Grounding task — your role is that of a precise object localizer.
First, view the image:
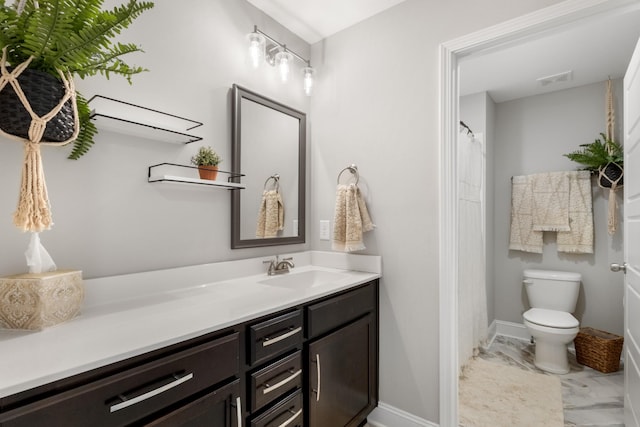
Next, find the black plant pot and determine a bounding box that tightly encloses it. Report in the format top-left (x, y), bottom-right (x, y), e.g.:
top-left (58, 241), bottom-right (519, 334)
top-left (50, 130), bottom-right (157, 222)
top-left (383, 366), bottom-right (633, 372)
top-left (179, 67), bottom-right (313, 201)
top-left (0, 67), bottom-right (75, 142)
top-left (598, 162), bottom-right (623, 188)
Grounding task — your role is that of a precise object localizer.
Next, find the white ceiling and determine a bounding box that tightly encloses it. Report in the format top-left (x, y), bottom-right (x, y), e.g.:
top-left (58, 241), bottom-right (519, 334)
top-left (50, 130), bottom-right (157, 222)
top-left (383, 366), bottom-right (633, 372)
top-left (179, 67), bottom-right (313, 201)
top-left (247, 1), bottom-right (640, 103)
top-left (460, 6), bottom-right (640, 102)
top-left (246, 0), bottom-right (409, 44)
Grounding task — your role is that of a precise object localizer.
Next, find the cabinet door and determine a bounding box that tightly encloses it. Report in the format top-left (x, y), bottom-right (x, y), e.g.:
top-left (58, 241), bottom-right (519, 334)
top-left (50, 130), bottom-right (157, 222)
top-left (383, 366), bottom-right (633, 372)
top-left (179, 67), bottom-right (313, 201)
top-left (308, 314), bottom-right (377, 427)
top-left (145, 379), bottom-right (241, 427)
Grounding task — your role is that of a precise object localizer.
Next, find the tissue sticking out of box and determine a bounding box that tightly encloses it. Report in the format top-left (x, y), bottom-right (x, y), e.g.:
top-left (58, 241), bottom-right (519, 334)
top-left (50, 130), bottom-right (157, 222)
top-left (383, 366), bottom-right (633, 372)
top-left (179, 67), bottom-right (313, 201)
top-left (25, 232), bottom-right (56, 274)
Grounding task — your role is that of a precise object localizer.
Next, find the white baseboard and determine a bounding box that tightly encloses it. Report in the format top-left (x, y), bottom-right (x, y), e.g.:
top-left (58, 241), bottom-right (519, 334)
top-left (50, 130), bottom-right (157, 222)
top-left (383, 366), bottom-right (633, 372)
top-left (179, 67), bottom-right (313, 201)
top-left (492, 319), bottom-right (531, 342)
top-left (484, 319), bottom-right (498, 348)
top-left (488, 319), bottom-right (581, 352)
top-left (367, 402), bottom-right (438, 427)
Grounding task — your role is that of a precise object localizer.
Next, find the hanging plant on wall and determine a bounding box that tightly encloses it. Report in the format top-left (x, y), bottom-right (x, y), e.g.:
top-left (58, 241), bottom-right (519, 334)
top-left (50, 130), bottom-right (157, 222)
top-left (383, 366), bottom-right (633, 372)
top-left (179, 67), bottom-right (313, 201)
top-left (563, 132), bottom-right (623, 187)
top-left (0, 0), bottom-right (154, 233)
top-left (563, 79), bottom-right (622, 235)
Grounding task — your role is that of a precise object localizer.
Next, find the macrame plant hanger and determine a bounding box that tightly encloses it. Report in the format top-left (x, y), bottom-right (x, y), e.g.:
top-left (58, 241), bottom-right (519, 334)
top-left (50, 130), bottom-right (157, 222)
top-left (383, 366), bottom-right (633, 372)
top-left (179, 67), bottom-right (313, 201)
top-left (0, 45), bottom-right (79, 232)
top-left (602, 78), bottom-right (621, 235)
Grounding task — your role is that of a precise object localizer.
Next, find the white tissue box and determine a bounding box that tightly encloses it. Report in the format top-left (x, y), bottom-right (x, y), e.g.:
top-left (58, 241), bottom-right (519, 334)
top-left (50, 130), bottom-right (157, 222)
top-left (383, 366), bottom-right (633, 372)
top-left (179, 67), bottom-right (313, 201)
top-left (0, 270), bottom-right (84, 331)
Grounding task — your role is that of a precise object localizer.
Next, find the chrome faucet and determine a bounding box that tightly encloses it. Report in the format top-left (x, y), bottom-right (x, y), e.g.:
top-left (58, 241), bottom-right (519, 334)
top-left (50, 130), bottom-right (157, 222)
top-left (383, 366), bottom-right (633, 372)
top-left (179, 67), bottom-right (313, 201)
top-left (263, 255), bottom-right (295, 276)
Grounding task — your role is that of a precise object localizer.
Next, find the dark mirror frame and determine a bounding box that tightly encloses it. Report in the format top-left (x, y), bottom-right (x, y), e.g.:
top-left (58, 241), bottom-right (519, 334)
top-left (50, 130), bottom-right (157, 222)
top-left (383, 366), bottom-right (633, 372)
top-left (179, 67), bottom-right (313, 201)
top-left (231, 84), bottom-right (306, 249)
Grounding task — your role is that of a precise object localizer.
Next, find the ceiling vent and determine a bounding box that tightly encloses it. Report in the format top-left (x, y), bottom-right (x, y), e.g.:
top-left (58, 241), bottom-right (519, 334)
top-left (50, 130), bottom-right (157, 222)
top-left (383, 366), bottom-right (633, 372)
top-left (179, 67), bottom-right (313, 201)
top-left (536, 70), bottom-right (573, 86)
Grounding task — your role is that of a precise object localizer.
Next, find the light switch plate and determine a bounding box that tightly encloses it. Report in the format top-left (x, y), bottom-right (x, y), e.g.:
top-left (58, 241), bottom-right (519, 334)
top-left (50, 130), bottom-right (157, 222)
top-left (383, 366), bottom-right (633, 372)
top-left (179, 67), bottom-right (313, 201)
top-left (319, 220), bottom-right (330, 240)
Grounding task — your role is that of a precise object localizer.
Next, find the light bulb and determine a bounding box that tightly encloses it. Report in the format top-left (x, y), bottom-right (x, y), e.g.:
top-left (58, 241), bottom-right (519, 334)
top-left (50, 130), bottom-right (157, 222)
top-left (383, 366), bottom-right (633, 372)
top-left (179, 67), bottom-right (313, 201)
top-left (246, 32), bottom-right (265, 69)
top-left (303, 67), bottom-right (315, 96)
top-left (275, 50), bottom-right (293, 82)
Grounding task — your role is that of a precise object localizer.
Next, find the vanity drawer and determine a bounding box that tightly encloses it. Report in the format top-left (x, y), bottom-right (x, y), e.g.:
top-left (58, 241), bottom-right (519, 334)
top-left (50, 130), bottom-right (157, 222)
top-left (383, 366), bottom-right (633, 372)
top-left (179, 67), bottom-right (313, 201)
top-left (249, 351), bottom-right (302, 412)
top-left (0, 332), bottom-right (239, 427)
top-left (306, 282), bottom-right (376, 339)
top-left (145, 378), bottom-right (240, 426)
top-left (249, 310), bottom-right (302, 365)
top-left (250, 390), bottom-right (303, 427)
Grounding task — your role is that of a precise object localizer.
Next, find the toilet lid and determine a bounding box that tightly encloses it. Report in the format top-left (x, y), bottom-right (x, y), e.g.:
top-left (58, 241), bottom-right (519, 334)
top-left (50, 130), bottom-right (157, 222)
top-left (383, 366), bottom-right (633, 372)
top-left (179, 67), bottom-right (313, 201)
top-left (523, 308), bottom-right (579, 329)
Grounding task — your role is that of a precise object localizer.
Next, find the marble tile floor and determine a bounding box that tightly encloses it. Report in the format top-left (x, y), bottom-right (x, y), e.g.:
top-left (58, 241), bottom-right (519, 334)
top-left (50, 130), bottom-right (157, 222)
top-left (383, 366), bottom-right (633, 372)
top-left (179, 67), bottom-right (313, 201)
top-left (365, 335), bottom-right (622, 427)
top-left (479, 335), bottom-right (624, 427)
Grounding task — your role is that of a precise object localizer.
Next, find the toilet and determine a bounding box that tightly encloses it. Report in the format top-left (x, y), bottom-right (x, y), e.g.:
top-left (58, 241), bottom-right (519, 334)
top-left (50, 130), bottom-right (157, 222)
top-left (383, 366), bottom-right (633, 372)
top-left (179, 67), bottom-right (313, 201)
top-left (522, 269), bottom-right (581, 374)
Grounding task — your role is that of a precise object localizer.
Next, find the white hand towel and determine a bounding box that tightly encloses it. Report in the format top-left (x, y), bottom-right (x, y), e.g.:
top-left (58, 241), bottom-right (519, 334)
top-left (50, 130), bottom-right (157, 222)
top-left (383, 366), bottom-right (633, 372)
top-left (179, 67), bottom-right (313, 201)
top-left (509, 175), bottom-right (543, 253)
top-left (332, 184), bottom-right (374, 252)
top-left (256, 190), bottom-right (284, 238)
top-left (531, 172), bottom-right (571, 232)
top-left (557, 171), bottom-right (593, 253)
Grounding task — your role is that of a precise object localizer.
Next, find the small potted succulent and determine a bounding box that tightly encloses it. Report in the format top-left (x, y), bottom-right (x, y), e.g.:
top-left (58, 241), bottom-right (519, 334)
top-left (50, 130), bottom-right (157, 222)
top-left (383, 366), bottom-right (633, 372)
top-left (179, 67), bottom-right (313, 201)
top-left (564, 133), bottom-right (623, 188)
top-left (191, 146), bottom-right (222, 180)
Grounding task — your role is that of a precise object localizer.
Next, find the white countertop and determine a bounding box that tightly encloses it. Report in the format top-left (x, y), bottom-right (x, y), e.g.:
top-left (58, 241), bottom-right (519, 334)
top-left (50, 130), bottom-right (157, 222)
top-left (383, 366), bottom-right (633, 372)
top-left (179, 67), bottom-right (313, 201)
top-left (0, 251), bottom-right (381, 399)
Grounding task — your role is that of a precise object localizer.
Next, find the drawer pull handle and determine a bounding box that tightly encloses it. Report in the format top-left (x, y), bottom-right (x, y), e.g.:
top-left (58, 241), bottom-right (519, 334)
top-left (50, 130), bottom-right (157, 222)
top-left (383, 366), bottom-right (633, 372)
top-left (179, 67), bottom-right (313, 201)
top-left (262, 326), bottom-right (302, 347)
top-left (236, 396), bottom-right (243, 427)
top-left (312, 354), bottom-right (321, 402)
top-left (262, 369), bottom-right (302, 395)
top-left (110, 372), bottom-right (194, 413)
top-left (277, 408), bottom-right (302, 427)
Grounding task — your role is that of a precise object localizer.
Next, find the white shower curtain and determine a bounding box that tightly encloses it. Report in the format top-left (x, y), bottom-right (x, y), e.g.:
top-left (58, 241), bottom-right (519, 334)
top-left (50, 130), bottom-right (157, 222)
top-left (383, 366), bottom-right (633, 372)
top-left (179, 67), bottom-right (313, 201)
top-left (458, 130), bottom-right (488, 371)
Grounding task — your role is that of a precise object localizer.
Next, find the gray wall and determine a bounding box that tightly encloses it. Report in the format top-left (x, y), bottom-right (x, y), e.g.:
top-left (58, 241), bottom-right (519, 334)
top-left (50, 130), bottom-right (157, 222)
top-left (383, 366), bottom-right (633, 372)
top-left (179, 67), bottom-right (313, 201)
top-left (0, 0), bottom-right (311, 279)
top-left (0, 0), bottom-right (567, 425)
top-left (308, 0), bottom-right (558, 421)
top-left (493, 80), bottom-right (625, 336)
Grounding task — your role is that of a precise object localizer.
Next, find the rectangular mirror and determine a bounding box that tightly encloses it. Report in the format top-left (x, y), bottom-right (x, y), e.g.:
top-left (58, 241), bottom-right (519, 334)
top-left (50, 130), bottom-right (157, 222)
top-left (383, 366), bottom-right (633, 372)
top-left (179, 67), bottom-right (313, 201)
top-left (231, 84), bottom-right (306, 248)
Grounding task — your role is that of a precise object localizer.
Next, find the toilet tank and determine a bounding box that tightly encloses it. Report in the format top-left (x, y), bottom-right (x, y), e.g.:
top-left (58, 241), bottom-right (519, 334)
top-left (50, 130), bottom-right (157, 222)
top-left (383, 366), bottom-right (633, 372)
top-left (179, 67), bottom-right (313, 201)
top-left (523, 269), bottom-right (581, 312)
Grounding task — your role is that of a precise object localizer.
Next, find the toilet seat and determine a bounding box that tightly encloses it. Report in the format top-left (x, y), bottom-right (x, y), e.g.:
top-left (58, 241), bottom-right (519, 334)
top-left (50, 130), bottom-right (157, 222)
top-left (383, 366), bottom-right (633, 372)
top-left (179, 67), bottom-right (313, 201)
top-left (523, 308), bottom-right (578, 329)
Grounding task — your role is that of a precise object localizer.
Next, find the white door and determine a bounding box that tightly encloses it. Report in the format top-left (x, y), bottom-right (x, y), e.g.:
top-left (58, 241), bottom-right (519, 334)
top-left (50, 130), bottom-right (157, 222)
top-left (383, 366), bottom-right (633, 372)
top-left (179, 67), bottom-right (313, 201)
top-left (623, 36), bottom-right (640, 427)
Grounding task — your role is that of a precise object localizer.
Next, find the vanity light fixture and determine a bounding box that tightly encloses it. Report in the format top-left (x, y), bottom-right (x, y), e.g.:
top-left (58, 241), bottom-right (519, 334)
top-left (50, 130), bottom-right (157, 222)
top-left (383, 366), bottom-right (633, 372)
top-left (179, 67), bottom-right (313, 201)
top-left (246, 25), bottom-right (316, 95)
top-left (302, 66), bottom-right (315, 96)
top-left (246, 30), bottom-right (266, 69)
top-left (275, 49), bottom-right (293, 82)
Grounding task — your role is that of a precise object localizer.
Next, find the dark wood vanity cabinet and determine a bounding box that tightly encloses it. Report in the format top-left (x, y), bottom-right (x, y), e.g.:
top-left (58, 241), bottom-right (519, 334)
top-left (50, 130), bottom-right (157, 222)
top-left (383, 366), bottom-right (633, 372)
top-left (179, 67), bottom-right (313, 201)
top-left (0, 332), bottom-right (242, 427)
top-left (245, 308), bottom-right (304, 426)
top-left (0, 279), bottom-right (378, 427)
top-left (306, 283), bottom-right (378, 427)
top-left (146, 379), bottom-right (241, 427)
top-left (244, 281), bottom-right (378, 427)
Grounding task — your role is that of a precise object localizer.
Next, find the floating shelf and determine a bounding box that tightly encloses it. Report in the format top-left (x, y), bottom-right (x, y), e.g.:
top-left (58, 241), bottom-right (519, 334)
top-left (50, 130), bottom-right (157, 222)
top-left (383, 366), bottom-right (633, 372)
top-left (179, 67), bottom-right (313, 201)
top-left (88, 95), bottom-right (203, 144)
top-left (148, 163), bottom-right (245, 190)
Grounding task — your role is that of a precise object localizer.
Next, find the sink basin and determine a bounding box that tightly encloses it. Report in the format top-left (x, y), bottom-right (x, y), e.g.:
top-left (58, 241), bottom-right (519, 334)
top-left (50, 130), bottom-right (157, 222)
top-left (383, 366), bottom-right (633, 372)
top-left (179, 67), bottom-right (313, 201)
top-left (259, 270), bottom-right (349, 289)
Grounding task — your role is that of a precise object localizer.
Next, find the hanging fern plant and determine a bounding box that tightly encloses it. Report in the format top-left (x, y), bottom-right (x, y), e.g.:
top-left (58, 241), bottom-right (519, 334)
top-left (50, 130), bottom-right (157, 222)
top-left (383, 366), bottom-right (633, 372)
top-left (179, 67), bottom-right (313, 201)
top-left (564, 133), bottom-right (623, 170)
top-left (564, 133), bottom-right (623, 188)
top-left (0, 0), bottom-right (154, 159)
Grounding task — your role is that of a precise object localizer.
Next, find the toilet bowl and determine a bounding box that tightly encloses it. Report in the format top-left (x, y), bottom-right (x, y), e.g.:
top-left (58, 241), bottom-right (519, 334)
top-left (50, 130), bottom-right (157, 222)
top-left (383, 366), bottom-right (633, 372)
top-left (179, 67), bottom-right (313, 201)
top-left (522, 269), bottom-right (581, 374)
top-left (523, 308), bottom-right (579, 374)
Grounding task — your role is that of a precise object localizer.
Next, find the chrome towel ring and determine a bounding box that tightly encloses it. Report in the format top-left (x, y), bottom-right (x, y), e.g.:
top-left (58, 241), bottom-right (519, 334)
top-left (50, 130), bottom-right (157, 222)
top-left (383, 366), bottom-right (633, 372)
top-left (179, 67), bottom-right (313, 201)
top-left (263, 174), bottom-right (280, 191)
top-left (337, 164), bottom-right (359, 185)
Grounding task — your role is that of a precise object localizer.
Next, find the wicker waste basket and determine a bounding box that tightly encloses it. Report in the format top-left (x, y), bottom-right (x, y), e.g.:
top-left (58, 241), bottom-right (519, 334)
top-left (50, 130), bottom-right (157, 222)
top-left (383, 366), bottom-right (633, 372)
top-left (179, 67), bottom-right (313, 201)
top-left (574, 327), bottom-right (623, 373)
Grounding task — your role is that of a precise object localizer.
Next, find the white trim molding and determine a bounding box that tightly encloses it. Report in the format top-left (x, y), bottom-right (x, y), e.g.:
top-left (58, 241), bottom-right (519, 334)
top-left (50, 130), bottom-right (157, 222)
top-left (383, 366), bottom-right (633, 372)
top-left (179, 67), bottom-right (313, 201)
top-left (494, 320), bottom-right (531, 342)
top-left (368, 402), bottom-right (439, 427)
top-left (438, 37), bottom-right (460, 427)
top-left (438, 0), bottom-right (640, 425)
top-left (485, 320), bottom-right (531, 349)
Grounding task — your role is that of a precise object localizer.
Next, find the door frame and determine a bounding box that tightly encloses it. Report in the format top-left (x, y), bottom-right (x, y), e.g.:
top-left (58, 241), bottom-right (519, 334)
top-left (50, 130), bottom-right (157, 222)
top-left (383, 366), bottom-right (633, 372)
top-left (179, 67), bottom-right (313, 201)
top-left (438, 0), bottom-right (640, 425)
